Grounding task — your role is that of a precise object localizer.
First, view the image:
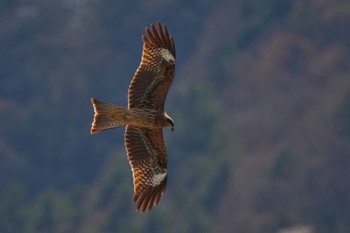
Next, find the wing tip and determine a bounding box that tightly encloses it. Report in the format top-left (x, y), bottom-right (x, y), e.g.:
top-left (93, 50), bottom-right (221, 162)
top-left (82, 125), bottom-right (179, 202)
top-left (133, 179), bottom-right (167, 213)
top-left (142, 21), bottom-right (175, 56)
top-left (142, 34), bottom-right (149, 44)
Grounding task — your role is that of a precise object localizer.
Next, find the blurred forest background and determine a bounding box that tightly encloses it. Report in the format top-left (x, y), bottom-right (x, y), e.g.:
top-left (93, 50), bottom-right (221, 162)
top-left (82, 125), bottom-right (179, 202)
top-left (1, 0), bottom-right (350, 232)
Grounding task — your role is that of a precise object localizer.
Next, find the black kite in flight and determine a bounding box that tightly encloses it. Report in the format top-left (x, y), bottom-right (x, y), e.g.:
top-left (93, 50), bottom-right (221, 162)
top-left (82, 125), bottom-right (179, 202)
top-left (91, 22), bottom-right (175, 212)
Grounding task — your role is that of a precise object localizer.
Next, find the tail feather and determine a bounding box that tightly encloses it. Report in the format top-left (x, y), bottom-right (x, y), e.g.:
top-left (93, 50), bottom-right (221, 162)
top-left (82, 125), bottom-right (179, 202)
top-left (91, 98), bottom-right (128, 134)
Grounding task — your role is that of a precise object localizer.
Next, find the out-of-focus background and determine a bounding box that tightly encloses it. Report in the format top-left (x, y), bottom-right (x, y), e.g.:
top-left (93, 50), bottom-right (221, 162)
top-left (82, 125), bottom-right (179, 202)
top-left (1, 0), bottom-right (350, 232)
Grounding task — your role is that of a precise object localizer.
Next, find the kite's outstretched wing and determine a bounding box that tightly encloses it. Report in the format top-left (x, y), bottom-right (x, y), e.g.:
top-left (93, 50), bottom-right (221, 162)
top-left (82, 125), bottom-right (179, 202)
top-left (125, 126), bottom-right (168, 212)
top-left (128, 22), bottom-right (176, 111)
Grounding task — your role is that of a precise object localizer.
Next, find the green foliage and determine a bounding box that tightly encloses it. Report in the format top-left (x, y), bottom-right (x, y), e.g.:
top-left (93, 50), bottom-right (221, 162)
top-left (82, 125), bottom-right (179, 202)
top-left (24, 189), bottom-right (79, 233)
top-left (0, 184), bottom-right (26, 233)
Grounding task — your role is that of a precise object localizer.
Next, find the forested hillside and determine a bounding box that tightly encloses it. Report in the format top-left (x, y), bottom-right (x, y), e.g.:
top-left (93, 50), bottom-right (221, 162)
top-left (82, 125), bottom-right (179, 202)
top-left (1, 0), bottom-right (349, 232)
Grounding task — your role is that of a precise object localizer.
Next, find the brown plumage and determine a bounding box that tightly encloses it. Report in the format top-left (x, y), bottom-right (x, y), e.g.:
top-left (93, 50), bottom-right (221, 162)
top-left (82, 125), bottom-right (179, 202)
top-left (90, 22), bottom-right (175, 212)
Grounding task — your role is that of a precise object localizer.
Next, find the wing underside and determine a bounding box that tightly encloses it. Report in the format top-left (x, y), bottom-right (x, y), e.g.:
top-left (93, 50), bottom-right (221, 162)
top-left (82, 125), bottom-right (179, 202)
top-left (125, 126), bottom-right (168, 212)
top-left (124, 22), bottom-right (175, 212)
top-left (128, 22), bottom-right (176, 110)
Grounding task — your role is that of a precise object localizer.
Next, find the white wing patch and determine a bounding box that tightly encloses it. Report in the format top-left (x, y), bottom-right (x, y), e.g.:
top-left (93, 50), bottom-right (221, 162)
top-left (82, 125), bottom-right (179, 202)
top-left (151, 169), bottom-right (167, 187)
top-left (160, 48), bottom-right (175, 64)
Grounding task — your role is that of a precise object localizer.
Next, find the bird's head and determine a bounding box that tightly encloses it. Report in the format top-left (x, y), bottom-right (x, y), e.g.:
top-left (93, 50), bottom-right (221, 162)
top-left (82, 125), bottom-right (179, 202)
top-left (164, 113), bottom-right (174, 131)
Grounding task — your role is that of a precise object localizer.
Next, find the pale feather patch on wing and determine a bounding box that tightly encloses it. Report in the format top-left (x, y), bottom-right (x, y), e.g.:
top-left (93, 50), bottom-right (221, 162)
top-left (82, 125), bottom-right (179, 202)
top-left (151, 169), bottom-right (167, 186)
top-left (160, 48), bottom-right (175, 64)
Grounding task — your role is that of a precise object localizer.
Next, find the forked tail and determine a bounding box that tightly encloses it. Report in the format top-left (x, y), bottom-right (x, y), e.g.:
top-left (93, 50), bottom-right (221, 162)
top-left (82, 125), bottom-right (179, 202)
top-left (90, 98), bottom-right (128, 134)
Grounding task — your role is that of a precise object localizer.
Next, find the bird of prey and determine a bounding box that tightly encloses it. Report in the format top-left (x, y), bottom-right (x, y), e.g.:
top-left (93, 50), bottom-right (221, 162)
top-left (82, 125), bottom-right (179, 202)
top-left (90, 22), bottom-right (175, 212)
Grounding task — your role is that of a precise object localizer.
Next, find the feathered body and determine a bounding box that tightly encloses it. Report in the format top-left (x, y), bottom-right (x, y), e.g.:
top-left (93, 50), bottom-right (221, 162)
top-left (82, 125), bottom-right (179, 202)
top-left (91, 22), bottom-right (175, 212)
